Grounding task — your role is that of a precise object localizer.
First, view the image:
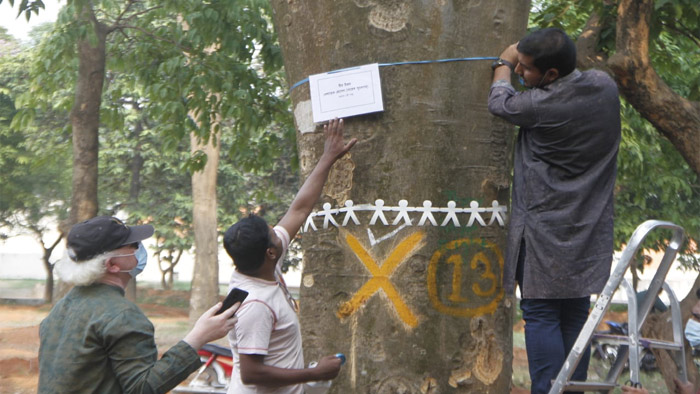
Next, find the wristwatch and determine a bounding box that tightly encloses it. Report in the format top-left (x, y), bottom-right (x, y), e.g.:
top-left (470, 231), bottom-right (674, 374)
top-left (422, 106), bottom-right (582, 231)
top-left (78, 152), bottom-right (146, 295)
top-left (491, 58), bottom-right (514, 72)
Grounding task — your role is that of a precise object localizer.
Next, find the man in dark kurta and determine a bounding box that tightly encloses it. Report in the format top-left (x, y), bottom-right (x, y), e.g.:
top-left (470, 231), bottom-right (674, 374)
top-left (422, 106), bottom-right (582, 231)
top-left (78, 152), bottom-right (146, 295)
top-left (488, 28), bottom-right (620, 394)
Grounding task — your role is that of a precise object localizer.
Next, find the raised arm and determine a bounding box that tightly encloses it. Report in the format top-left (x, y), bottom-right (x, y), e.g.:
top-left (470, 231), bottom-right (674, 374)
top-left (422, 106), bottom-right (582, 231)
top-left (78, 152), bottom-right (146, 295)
top-left (276, 118), bottom-right (357, 237)
top-left (492, 43), bottom-right (519, 84)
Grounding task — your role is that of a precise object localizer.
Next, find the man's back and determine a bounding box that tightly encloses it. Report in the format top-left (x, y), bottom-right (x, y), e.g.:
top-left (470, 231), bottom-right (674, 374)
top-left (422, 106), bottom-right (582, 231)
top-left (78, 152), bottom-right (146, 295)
top-left (489, 68), bottom-right (621, 298)
top-left (518, 69), bottom-right (621, 176)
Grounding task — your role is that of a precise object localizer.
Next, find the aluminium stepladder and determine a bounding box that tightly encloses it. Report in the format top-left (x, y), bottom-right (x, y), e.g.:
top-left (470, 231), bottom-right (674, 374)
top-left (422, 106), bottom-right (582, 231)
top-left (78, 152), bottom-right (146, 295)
top-left (548, 220), bottom-right (687, 393)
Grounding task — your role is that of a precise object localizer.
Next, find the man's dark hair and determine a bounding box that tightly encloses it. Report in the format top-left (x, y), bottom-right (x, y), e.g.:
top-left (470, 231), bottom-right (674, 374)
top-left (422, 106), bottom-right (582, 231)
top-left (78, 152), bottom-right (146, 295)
top-left (517, 28), bottom-right (576, 77)
top-left (224, 214), bottom-right (271, 272)
top-left (696, 287), bottom-right (700, 299)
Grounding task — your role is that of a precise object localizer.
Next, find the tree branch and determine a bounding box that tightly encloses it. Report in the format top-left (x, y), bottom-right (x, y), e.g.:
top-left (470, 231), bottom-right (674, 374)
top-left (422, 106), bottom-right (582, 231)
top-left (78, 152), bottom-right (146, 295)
top-left (115, 24), bottom-right (194, 54)
top-left (608, 0), bottom-right (700, 177)
top-left (660, 20), bottom-right (700, 48)
top-left (575, 12), bottom-right (610, 73)
top-left (107, 3), bottom-right (164, 34)
top-left (113, 0), bottom-right (138, 27)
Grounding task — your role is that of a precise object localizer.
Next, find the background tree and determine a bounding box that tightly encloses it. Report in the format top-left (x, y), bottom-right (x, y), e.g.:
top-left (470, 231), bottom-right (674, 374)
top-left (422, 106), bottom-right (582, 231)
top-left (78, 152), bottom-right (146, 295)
top-left (270, 1), bottom-right (529, 392)
top-left (0, 32), bottom-right (71, 303)
top-left (3, 0), bottom-right (291, 318)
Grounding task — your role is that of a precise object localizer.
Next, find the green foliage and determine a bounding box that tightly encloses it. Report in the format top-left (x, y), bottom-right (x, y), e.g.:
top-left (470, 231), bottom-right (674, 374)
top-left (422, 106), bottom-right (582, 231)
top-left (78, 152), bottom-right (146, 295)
top-left (0, 47), bottom-right (71, 238)
top-left (0, 0), bottom-right (46, 21)
top-left (530, 1), bottom-right (700, 266)
top-left (3, 0), bottom-right (297, 277)
top-left (14, 0), bottom-right (293, 171)
top-left (530, 0), bottom-right (617, 54)
top-left (615, 100), bottom-right (700, 268)
top-left (98, 117), bottom-right (196, 273)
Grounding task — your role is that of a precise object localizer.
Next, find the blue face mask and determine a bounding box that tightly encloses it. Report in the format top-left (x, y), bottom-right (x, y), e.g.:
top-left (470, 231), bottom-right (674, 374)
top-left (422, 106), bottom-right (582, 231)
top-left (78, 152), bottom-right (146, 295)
top-left (115, 242), bottom-right (148, 277)
top-left (519, 76), bottom-right (527, 87)
top-left (685, 319), bottom-right (700, 348)
top-left (130, 242), bottom-right (148, 277)
top-left (520, 71), bottom-right (550, 89)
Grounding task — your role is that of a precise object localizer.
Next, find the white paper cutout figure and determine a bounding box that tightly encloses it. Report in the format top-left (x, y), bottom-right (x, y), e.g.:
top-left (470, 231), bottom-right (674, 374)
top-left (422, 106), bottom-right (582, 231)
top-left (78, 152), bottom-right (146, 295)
top-left (466, 200), bottom-right (487, 227)
top-left (303, 212), bottom-right (318, 232)
top-left (339, 200), bottom-right (361, 226)
top-left (321, 202), bottom-right (340, 229)
top-left (301, 199), bottom-right (507, 232)
top-left (417, 200), bottom-right (438, 226)
top-left (369, 199), bottom-right (389, 226)
top-left (488, 200), bottom-right (507, 226)
top-left (440, 201), bottom-right (461, 227)
top-left (392, 199), bottom-right (413, 226)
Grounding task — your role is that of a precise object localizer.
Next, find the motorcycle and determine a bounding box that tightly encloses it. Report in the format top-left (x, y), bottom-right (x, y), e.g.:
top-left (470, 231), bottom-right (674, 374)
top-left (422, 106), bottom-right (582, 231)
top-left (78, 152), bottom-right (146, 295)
top-left (173, 343), bottom-right (233, 394)
top-left (591, 320), bottom-right (657, 372)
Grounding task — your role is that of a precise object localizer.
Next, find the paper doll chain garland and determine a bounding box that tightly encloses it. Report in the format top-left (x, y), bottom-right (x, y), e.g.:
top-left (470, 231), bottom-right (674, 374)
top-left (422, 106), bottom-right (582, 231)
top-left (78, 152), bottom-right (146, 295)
top-left (302, 199), bottom-right (507, 232)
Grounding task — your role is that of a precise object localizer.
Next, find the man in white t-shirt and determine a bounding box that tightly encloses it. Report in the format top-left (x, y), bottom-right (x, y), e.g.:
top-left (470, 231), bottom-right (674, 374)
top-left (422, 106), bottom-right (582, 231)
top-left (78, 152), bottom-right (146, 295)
top-left (223, 118), bottom-right (356, 394)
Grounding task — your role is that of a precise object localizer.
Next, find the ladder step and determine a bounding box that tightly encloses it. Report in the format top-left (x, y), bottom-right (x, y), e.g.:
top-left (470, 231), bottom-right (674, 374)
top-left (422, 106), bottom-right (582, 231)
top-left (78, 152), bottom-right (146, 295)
top-left (592, 333), bottom-right (630, 345)
top-left (564, 381), bottom-right (617, 391)
top-left (593, 334), bottom-right (683, 351)
top-left (640, 338), bottom-right (683, 351)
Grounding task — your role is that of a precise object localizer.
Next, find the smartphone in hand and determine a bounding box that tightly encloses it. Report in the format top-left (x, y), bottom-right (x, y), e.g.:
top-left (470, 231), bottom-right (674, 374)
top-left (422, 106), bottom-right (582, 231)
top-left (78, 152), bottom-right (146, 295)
top-left (216, 287), bottom-right (248, 315)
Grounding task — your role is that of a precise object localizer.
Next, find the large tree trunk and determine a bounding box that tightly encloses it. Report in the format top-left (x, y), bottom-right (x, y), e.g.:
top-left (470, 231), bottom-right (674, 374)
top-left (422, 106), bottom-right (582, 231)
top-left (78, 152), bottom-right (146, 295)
top-left (188, 131), bottom-right (221, 325)
top-left (270, 1), bottom-right (529, 392)
top-left (69, 9), bottom-right (107, 225)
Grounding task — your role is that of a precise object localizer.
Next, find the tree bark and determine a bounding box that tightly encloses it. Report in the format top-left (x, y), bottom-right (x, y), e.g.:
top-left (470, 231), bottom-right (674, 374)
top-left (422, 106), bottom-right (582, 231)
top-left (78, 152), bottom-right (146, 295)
top-left (128, 118), bottom-right (145, 205)
top-left (608, 0), bottom-right (700, 176)
top-left (56, 7), bottom-right (108, 303)
top-left (270, 1), bottom-right (529, 392)
top-left (575, 12), bottom-right (608, 72)
top-left (40, 233), bottom-right (63, 304)
top-left (69, 8), bottom-right (107, 225)
top-left (159, 249), bottom-right (181, 290)
top-left (188, 130), bottom-right (221, 326)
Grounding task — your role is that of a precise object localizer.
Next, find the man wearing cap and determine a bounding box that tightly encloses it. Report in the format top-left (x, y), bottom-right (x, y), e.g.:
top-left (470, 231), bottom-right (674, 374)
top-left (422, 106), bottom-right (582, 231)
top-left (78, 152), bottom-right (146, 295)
top-left (38, 216), bottom-right (239, 393)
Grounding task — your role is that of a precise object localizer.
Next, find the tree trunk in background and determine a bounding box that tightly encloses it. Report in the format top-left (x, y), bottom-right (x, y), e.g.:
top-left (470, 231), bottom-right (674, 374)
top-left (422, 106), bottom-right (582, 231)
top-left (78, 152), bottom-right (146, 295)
top-left (188, 132), bottom-right (221, 325)
top-left (41, 233), bottom-right (63, 304)
top-left (56, 8), bottom-right (108, 303)
top-left (270, 1), bottom-right (528, 392)
top-left (69, 11), bottom-right (106, 225)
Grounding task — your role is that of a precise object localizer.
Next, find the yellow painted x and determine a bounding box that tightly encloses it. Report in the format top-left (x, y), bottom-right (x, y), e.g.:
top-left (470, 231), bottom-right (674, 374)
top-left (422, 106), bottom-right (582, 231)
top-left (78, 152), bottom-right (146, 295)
top-left (337, 231), bottom-right (426, 328)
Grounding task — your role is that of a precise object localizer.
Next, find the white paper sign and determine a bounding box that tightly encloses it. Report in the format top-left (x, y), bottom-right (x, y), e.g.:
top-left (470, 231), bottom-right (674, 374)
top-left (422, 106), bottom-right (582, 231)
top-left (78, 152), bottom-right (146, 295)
top-left (308, 63), bottom-right (384, 123)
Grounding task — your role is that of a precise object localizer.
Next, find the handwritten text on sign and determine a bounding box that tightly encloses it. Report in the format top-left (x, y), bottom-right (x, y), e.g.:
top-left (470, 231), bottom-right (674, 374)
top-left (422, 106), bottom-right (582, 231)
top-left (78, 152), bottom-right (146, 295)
top-left (308, 63), bottom-right (384, 123)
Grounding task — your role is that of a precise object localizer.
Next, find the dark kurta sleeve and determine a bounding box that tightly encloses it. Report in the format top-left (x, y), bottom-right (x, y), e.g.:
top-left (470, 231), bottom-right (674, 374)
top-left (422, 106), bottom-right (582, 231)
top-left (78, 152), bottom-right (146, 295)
top-left (39, 284), bottom-right (203, 394)
top-left (104, 309), bottom-right (202, 394)
top-left (488, 80), bottom-right (538, 128)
